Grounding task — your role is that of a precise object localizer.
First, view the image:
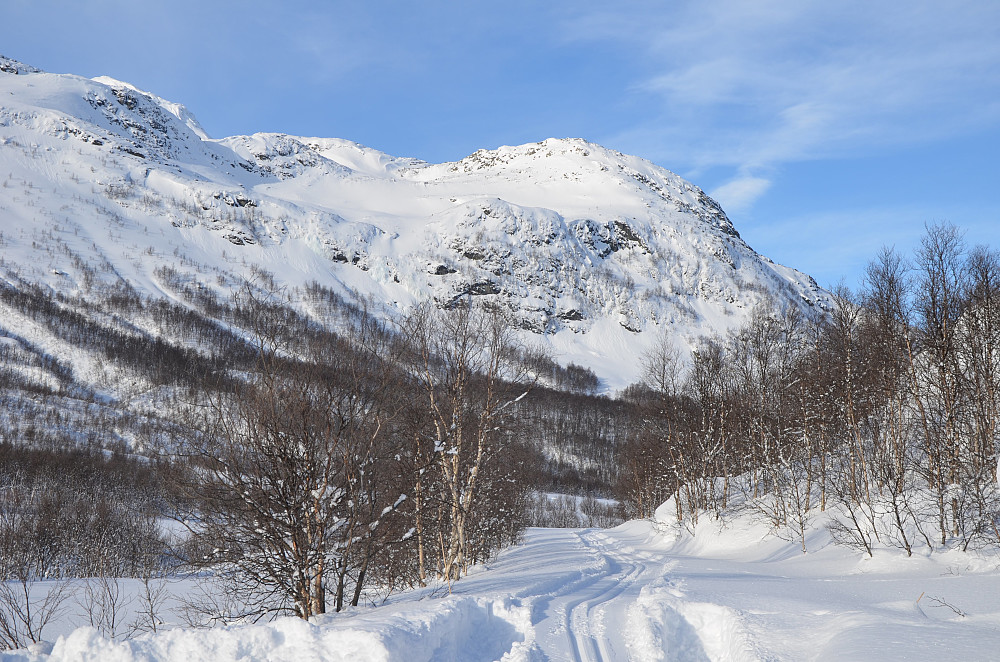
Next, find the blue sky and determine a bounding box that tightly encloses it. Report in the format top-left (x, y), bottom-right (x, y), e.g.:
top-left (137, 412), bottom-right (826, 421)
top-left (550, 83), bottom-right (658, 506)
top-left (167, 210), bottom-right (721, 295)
top-left (4, 0), bottom-right (998, 290)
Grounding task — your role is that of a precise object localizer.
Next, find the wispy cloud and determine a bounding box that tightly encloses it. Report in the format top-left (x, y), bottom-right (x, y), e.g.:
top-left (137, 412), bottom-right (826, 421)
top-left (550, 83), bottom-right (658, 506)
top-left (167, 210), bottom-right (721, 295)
top-left (563, 0), bottom-right (1000, 199)
top-left (710, 175), bottom-right (772, 214)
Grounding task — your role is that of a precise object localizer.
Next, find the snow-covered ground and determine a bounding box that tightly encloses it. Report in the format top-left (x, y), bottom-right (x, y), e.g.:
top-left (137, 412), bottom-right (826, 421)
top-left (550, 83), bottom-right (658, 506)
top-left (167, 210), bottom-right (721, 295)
top-left (6, 506), bottom-right (999, 662)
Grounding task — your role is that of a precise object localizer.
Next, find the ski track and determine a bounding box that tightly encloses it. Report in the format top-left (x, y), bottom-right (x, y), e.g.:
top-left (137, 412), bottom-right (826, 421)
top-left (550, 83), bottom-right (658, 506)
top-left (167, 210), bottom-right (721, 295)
top-left (517, 528), bottom-right (726, 662)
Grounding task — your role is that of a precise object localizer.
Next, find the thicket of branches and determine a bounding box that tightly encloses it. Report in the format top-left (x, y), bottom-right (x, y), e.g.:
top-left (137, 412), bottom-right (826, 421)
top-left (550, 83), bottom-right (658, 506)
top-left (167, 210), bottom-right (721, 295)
top-left (0, 444), bottom-right (167, 580)
top-left (621, 223), bottom-right (1000, 555)
top-left (165, 288), bottom-right (544, 623)
top-left (0, 444), bottom-right (169, 648)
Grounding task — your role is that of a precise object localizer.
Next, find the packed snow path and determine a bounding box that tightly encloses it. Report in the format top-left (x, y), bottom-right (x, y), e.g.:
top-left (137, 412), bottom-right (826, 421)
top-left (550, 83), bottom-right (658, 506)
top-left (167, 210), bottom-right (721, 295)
top-left (530, 529), bottom-right (647, 659)
top-left (510, 527), bottom-right (719, 661)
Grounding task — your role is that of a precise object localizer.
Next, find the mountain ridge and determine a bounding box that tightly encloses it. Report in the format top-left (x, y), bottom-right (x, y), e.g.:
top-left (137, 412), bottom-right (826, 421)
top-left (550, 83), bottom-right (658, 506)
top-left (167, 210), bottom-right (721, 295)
top-left (0, 55), bottom-right (829, 389)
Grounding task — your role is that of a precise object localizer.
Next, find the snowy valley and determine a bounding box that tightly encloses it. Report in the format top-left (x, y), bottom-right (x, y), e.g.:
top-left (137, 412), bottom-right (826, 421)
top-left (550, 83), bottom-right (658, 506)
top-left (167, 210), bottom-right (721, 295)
top-left (1, 55), bottom-right (1000, 662)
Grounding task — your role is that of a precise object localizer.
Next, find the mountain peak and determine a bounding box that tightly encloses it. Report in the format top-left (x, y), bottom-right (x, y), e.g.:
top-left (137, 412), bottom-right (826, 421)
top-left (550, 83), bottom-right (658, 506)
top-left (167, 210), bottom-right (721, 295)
top-left (453, 137), bottom-right (614, 172)
top-left (91, 75), bottom-right (210, 140)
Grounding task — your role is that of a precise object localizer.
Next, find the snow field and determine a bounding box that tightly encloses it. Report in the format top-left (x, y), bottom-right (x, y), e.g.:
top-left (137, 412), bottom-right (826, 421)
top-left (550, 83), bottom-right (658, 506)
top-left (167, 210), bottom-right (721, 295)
top-left (7, 507), bottom-right (1000, 661)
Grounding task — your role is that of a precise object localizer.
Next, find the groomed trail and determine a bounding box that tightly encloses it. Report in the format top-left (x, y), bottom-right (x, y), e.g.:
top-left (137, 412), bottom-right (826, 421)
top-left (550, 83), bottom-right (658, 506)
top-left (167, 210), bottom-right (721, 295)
top-left (500, 526), bottom-right (740, 661)
top-left (12, 515), bottom-right (1000, 662)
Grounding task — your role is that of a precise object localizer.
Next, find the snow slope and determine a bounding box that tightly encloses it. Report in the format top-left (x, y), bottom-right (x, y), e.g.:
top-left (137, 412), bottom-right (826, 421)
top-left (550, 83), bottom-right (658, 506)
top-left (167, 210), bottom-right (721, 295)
top-left (0, 55), bottom-right (828, 389)
top-left (7, 510), bottom-right (999, 662)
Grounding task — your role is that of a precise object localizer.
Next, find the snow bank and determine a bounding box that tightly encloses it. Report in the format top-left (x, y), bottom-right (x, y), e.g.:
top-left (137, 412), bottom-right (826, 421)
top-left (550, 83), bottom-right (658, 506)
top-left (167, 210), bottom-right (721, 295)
top-left (1, 597), bottom-right (530, 662)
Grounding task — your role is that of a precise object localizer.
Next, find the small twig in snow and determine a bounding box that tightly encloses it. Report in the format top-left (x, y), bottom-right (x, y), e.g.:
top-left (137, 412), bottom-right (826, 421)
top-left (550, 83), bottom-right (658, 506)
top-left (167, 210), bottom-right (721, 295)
top-left (924, 594), bottom-right (966, 618)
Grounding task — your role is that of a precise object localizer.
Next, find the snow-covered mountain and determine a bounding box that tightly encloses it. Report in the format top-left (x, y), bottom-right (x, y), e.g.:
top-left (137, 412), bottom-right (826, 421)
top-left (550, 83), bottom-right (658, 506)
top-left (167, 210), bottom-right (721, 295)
top-left (0, 55), bottom-right (828, 388)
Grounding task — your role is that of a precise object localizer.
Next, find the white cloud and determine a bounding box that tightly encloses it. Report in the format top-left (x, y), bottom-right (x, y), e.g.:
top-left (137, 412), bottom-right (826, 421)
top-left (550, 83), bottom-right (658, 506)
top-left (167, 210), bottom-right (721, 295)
top-left (564, 0), bottom-right (1000, 206)
top-left (709, 176), bottom-right (772, 214)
